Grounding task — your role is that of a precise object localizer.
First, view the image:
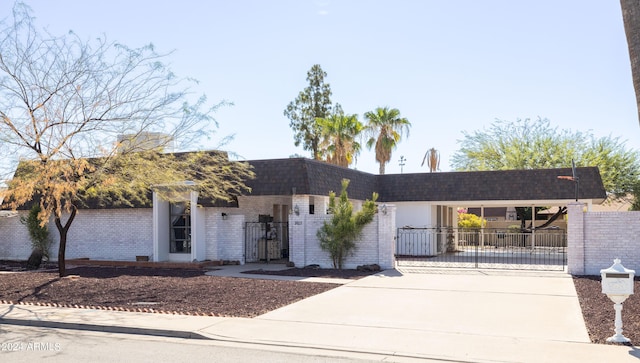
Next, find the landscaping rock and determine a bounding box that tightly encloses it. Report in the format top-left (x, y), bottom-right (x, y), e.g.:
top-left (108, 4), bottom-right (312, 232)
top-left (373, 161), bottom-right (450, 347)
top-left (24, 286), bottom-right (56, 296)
top-left (357, 264), bottom-right (381, 272)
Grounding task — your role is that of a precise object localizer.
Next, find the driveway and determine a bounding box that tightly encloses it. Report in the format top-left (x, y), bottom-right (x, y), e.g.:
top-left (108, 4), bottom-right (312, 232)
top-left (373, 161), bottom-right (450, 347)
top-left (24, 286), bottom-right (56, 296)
top-left (201, 267), bottom-right (637, 362)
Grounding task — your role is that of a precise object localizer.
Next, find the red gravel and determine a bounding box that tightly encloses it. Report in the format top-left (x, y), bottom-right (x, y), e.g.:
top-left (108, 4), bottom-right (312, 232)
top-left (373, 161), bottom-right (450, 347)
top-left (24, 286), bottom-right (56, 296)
top-left (0, 265), bottom-right (345, 317)
top-left (1, 261), bottom-right (639, 346)
top-left (573, 276), bottom-right (640, 345)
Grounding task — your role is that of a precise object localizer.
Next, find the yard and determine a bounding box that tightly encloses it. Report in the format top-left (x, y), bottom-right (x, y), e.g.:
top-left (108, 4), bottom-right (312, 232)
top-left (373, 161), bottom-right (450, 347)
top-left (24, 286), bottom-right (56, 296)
top-left (0, 261), bottom-right (638, 345)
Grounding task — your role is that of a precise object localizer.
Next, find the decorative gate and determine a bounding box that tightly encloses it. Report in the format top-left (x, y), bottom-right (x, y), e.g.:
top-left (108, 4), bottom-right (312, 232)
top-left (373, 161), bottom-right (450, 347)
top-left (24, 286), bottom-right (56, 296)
top-left (244, 221), bottom-right (289, 263)
top-left (395, 227), bottom-right (567, 271)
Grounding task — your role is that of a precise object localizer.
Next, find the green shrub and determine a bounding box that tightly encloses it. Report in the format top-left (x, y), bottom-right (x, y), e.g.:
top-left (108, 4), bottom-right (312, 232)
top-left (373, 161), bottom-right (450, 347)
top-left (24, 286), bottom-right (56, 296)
top-left (20, 204), bottom-right (51, 261)
top-left (316, 179), bottom-right (378, 269)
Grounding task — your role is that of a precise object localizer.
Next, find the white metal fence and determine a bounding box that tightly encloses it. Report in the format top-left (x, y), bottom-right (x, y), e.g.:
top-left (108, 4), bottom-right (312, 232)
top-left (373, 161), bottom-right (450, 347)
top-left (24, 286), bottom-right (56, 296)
top-left (396, 227), bottom-right (567, 270)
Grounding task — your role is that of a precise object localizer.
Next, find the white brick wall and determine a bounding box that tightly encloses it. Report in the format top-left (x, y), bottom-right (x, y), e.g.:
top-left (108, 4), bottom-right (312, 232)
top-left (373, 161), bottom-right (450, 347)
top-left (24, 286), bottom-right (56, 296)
top-left (0, 212), bottom-right (33, 260)
top-left (568, 203), bottom-right (640, 275)
top-left (61, 209), bottom-right (153, 261)
top-left (0, 209), bottom-right (153, 261)
top-left (289, 201), bottom-right (396, 270)
top-left (1, 195), bottom-right (397, 269)
top-left (203, 208), bottom-right (245, 262)
top-left (583, 211), bottom-right (640, 274)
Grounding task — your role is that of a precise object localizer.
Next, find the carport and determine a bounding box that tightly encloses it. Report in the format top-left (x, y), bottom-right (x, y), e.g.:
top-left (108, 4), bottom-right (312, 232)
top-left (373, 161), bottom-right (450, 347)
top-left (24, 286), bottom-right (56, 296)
top-left (385, 167), bottom-right (607, 271)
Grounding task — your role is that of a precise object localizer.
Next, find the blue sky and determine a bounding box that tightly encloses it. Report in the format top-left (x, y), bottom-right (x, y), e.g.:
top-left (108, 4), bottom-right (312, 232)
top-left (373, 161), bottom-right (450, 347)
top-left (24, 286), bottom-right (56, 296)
top-left (1, 1), bottom-right (637, 174)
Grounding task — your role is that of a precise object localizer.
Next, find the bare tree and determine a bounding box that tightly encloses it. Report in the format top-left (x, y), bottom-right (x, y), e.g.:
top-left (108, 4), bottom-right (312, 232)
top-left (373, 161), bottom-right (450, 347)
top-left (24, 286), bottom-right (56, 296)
top-left (0, 3), bottom-right (253, 276)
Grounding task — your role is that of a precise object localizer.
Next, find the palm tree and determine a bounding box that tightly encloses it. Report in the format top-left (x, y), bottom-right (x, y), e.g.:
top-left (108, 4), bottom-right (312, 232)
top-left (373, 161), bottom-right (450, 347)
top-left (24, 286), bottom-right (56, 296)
top-left (620, 0), bottom-right (640, 125)
top-left (317, 113), bottom-right (363, 168)
top-left (363, 107), bottom-right (411, 174)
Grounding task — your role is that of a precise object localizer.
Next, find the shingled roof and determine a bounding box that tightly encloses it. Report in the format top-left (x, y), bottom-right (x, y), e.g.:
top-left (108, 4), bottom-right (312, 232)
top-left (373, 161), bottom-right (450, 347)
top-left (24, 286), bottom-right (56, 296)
top-left (376, 167), bottom-right (606, 204)
top-left (3, 156), bottom-right (608, 210)
top-left (245, 158), bottom-right (377, 200)
top-left (246, 158), bottom-right (607, 205)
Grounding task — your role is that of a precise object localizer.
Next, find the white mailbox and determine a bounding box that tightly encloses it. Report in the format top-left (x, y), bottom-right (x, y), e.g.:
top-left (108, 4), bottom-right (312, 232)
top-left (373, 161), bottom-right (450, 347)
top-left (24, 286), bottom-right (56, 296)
top-left (600, 258), bottom-right (635, 343)
top-left (601, 259), bottom-right (635, 298)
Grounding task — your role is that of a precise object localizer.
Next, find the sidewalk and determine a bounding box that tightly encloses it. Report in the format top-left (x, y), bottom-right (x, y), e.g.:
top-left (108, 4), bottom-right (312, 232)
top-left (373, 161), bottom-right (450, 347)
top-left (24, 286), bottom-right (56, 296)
top-left (1, 266), bottom-right (639, 362)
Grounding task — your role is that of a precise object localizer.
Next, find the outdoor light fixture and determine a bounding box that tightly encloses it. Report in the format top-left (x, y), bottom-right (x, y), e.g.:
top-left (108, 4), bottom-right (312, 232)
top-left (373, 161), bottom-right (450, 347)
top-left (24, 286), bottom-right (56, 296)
top-left (221, 212), bottom-right (228, 220)
top-left (380, 204), bottom-right (387, 215)
top-left (294, 205), bottom-right (300, 216)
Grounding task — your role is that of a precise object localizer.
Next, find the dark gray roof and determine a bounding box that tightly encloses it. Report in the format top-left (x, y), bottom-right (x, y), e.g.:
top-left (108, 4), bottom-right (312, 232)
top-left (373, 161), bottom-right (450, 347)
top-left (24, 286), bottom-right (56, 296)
top-left (247, 158), bottom-right (607, 204)
top-left (375, 167), bottom-right (606, 203)
top-left (4, 156), bottom-right (608, 210)
top-left (245, 158), bottom-right (377, 201)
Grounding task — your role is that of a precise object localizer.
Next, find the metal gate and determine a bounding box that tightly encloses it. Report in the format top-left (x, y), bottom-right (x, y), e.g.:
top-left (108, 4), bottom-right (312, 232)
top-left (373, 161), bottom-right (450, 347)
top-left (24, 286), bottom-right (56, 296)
top-left (395, 227), bottom-right (567, 271)
top-left (244, 222), bottom-right (289, 263)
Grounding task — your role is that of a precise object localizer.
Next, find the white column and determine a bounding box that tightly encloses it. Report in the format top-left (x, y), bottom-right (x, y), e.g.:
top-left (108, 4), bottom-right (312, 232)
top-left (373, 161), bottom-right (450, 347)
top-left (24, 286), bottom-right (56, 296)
top-left (153, 192), bottom-right (159, 261)
top-left (377, 204), bottom-right (396, 269)
top-left (289, 195), bottom-right (307, 267)
top-left (567, 202), bottom-right (585, 275)
top-left (152, 192), bottom-right (170, 262)
top-left (190, 191), bottom-right (206, 262)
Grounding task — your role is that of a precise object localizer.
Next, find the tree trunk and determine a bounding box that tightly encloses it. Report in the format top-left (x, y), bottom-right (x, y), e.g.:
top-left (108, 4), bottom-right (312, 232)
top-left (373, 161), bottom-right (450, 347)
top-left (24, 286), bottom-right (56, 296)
top-left (379, 162), bottom-right (386, 175)
top-left (312, 138), bottom-right (321, 160)
top-left (516, 207), bottom-right (527, 230)
top-left (529, 207), bottom-right (567, 229)
top-left (54, 206), bottom-right (77, 277)
top-left (621, 0), bottom-right (640, 124)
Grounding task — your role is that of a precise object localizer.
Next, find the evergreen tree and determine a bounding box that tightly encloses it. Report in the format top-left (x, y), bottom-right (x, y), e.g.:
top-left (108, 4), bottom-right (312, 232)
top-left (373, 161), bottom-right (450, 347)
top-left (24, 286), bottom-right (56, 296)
top-left (317, 179), bottom-right (378, 269)
top-left (284, 64), bottom-right (334, 160)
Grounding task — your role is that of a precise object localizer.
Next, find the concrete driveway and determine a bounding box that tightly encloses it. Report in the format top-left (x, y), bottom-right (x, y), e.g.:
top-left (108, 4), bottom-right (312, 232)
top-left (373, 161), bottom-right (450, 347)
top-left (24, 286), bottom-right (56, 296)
top-left (209, 267), bottom-right (636, 362)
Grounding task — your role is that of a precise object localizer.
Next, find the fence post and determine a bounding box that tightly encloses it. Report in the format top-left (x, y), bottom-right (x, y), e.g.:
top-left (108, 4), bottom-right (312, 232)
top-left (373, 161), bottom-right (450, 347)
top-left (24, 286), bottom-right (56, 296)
top-left (567, 202), bottom-right (585, 275)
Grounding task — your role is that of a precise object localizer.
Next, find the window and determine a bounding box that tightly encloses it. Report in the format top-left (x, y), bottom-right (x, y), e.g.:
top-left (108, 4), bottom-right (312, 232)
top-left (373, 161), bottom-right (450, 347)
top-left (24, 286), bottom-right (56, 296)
top-left (170, 202), bottom-right (191, 253)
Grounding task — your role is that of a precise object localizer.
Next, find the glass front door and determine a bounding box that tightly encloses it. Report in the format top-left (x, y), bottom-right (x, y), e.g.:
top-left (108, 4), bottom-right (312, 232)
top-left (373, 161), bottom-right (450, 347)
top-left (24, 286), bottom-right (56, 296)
top-left (170, 202), bottom-right (191, 253)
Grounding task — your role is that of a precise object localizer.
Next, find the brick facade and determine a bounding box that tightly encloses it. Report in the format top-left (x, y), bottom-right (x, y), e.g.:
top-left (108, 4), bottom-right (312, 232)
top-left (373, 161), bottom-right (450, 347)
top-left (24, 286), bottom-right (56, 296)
top-left (568, 203), bottom-right (640, 275)
top-left (288, 196), bottom-right (396, 269)
top-left (0, 192), bottom-right (393, 269)
top-left (0, 209), bottom-right (153, 261)
top-left (0, 211), bottom-right (32, 260)
top-left (204, 209), bottom-right (245, 262)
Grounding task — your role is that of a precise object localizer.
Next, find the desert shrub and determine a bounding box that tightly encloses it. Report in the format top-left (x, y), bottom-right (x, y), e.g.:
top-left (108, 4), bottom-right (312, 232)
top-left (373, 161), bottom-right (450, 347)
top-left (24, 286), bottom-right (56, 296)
top-left (20, 204), bottom-right (51, 262)
top-left (316, 179), bottom-right (377, 269)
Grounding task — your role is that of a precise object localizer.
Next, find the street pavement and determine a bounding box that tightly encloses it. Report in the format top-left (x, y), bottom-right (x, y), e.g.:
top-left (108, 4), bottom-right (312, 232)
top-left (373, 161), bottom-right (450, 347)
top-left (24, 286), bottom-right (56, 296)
top-left (1, 265), bottom-right (639, 362)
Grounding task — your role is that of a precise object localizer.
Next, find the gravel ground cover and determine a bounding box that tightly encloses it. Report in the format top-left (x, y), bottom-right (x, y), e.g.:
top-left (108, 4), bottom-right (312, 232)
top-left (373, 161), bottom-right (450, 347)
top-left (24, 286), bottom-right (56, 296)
top-left (573, 275), bottom-right (640, 345)
top-left (1, 260), bottom-right (638, 345)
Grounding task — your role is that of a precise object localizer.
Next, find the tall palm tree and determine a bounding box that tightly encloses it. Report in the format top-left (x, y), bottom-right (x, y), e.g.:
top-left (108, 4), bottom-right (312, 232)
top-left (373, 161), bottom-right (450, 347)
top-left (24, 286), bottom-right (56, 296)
top-left (364, 107), bottom-right (411, 174)
top-left (620, 0), bottom-right (640, 125)
top-left (317, 113), bottom-right (363, 168)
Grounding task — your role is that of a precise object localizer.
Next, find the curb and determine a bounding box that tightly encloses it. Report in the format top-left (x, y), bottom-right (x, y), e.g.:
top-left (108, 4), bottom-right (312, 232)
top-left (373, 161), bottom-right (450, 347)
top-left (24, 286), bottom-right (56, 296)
top-left (0, 318), bottom-right (211, 340)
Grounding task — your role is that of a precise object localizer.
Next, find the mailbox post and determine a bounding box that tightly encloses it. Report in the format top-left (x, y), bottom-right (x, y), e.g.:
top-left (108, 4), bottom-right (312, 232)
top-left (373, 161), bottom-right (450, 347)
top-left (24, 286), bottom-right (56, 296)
top-left (600, 259), bottom-right (635, 343)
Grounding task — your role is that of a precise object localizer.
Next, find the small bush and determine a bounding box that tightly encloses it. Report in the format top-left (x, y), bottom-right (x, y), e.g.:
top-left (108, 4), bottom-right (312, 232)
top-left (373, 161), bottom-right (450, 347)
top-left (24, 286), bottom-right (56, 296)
top-left (317, 179), bottom-right (377, 269)
top-left (457, 213), bottom-right (486, 229)
top-left (20, 204), bottom-right (51, 262)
